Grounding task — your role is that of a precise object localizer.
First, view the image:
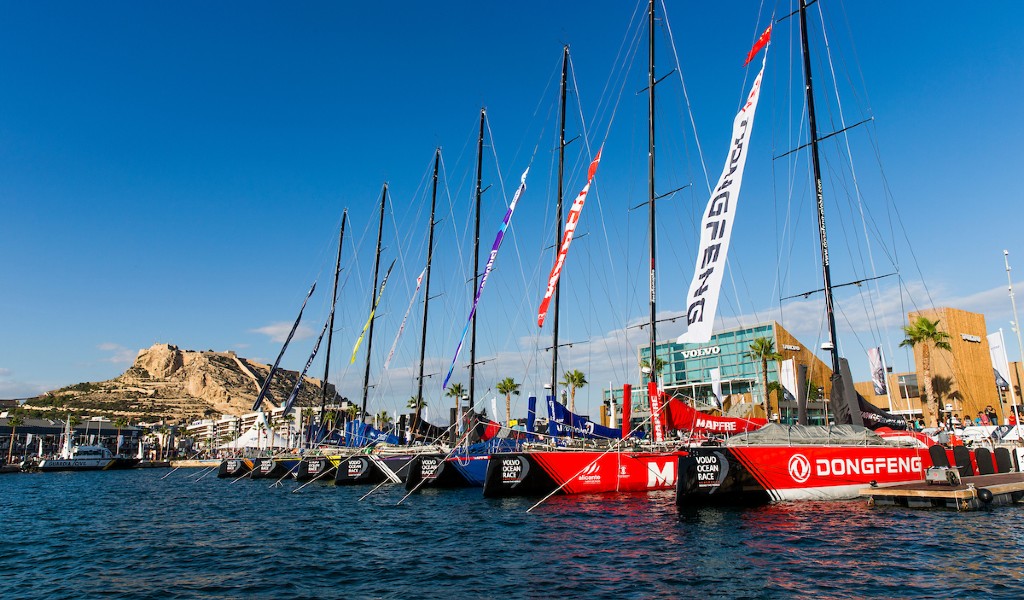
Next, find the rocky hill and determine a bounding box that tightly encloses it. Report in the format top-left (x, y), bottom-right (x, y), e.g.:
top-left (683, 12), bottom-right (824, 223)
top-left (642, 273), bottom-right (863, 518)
top-left (20, 343), bottom-right (339, 423)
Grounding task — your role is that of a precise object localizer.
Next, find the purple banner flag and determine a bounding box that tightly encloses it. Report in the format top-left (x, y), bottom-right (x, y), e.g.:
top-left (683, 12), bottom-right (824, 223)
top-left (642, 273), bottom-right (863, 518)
top-left (442, 168), bottom-right (529, 390)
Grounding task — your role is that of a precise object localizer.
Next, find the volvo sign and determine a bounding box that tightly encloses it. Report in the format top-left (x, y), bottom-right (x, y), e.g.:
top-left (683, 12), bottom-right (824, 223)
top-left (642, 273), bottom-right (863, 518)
top-left (681, 346), bottom-right (721, 359)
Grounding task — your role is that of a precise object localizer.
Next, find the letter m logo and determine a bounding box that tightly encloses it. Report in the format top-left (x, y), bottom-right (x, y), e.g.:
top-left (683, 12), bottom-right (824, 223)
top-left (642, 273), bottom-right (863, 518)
top-left (647, 461), bottom-right (675, 487)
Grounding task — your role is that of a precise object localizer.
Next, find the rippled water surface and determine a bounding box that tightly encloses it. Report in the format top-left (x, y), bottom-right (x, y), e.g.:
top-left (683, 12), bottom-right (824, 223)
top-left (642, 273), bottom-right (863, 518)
top-left (2, 469), bottom-right (1024, 598)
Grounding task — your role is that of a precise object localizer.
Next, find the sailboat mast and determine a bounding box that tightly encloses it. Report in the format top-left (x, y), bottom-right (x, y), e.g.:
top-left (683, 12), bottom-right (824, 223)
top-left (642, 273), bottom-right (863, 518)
top-left (320, 210), bottom-right (347, 422)
top-left (362, 184), bottom-right (387, 419)
top-left (798, 0), bottom-right (841, 374)
top-left (646, 0), bottom-right (658, 384)
top-left (470, 108), bottom-right (485, 407)
top-left (552, 45), bottom-right (569, 401)
top-left (417, 149), bottom-right (440, 407)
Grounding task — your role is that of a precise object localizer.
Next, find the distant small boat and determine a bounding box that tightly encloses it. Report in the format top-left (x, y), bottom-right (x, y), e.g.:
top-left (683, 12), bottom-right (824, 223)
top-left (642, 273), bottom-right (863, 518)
top-left (35, 445), bottom-right (119, 471)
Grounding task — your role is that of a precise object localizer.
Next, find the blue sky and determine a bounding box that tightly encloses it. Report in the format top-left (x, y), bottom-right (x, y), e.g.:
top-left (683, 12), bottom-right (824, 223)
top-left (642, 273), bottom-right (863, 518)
top-left (2, 1), bottom-right (1022, 420)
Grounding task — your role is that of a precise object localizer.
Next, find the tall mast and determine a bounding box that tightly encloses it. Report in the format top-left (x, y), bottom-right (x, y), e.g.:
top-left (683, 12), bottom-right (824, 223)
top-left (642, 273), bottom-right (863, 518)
top-left (320, 210), bottom-right (347, 422)
top-left (799, 0), bottom-right (841, 375)
top-left (417, 150), bottom-right (441, 408)
top-left (470, 108), bottom-right (485, 407)
top-left (552, 45), bottom-right (569, 401)
top-left (646, 0), bottom-right (658, 384)
top-left (1006, 250), bottom-right (1024, 403)
top-left (361, 183), bottom-right (387, 419)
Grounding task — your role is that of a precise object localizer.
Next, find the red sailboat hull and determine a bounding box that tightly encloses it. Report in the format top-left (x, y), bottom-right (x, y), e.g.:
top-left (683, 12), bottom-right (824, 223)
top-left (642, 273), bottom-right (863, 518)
top-left (676, 445), bottom-right (937, 505)
top-left (482, 449), bottom-right (688, 497)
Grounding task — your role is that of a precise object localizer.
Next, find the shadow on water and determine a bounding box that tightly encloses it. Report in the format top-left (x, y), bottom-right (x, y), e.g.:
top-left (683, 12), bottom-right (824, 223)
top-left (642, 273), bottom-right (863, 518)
top-left (3, 471), bottom-right (1024, 598)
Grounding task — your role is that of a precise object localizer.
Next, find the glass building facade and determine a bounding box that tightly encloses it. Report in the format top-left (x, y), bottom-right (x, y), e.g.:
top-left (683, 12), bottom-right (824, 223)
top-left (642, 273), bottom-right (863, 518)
top-left (640, 322), bottom-right (777, 405)
top-left (603, 321), bottom-right (833, 424)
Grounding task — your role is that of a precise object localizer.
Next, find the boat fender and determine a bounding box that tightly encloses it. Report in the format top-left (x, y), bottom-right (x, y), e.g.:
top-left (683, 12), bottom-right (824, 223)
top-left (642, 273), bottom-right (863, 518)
top-left (978, 488), bottom-right (994, 504)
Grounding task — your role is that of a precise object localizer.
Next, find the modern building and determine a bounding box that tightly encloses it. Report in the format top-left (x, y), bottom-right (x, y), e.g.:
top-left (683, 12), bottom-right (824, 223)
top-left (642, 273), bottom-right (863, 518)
top-left (858, 307), bottom-right (1014, 426)
top-left (855, 372), bottom-right (923, 421)
top-left (604, 321), bottom-right (834, 425)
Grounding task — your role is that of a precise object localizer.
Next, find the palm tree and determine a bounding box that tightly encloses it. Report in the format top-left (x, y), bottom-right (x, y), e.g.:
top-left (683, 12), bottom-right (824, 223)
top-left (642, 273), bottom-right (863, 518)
top-left (156, 425), bottom-right (170, 460)
top-left (406, 396), bottom-right (426, 440)
top-left (496, 377), bottom-right (521, 424)
top-left (900, 316), bottom-right (952, 427)
top-left (280, 413), bottom-right (295, 447)
top-left (113, 417), bottom-right (129, 454)
top-left (325, 409), bottom-right (338, 429)
top-left (639, 357), bottom-right (666, 378)
top-left (6, 413), bottom-right (24, 463)
top-left (68, 414), bottom-right (81, 446)
top-left (255, 421), bottom-right (267, 451)
top-left (748, 337), bottom-right (783, 420)
top-left (345, 404), bottom-right (360, 423)
top-left (560, 369), bottom-right (588, 415)
top-left (301, 407), bottom-right (315, 446)
top-left (446, 382), bottom-right (466, 422)
top-left (766, 382), bottom-right (784, 421)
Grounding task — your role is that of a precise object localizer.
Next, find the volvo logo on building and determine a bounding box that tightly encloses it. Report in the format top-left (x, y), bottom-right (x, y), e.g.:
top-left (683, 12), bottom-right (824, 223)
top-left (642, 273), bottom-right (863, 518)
top-left (681, 346), bottom-right (721, 359)
top-left (788, 453), bottom-right (811, 483)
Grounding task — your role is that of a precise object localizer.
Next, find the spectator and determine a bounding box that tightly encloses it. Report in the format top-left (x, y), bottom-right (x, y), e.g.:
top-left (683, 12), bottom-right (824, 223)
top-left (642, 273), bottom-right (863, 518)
top-left (978, 411), bottom-right (990, 426)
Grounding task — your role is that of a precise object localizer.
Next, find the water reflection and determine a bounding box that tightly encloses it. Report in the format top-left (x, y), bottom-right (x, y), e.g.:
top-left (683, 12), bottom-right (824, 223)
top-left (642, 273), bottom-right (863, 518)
top-left (3, 471), bottom-right (1024, 598)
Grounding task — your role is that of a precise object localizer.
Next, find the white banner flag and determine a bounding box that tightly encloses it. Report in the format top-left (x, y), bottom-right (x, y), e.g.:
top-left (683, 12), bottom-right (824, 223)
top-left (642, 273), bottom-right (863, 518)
top-left (989, 330), bottom-right (1014, 395)
top-left (677, 60), bottom-right (766, 344)
top-left (710, 368), bottom-right (723, 408)
top-left (779, 359), bottom-right (797, 403)
top-left (867, 347), bottom-right (887, 395)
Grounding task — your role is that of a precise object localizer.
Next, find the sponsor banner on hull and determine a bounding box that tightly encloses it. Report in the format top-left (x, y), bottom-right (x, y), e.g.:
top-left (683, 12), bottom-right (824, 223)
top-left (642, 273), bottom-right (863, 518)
top-left (531, 451), bottom-right (682, 494)
top-left (733, 446), bottom-right (928, 494)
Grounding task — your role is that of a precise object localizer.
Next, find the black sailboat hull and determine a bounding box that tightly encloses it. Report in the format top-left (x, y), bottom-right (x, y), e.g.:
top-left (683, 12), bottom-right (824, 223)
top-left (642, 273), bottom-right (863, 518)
top-left (481, 452), bottom-right (560, 498)
top-left (250, 457), bottom-right (301, 479)
top-left (217, 457), bottom-right (253, 478)
top-left (294, 456), bottom-right (338, 482)
top-left (404, 454), bottom-right (473, 491)
top-left (334, 455), bottom-right (415, 486)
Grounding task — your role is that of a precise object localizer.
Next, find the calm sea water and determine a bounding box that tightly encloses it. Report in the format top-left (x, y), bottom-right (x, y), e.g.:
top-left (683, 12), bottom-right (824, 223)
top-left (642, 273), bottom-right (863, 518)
top-left (2, 468), bottom-right (1023, 599)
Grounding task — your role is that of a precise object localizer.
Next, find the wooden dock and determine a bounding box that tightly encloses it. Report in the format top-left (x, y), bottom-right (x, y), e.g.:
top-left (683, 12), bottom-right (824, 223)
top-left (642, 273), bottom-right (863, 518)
top-left (861, 473), bottom-right (1024, 511)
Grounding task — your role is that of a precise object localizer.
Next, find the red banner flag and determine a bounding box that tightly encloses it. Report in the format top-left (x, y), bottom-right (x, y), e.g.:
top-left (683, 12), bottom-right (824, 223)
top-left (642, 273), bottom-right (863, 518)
top-left (537, 147), bottom-right (602, 327)
top-left (743, 24), bottom-right (772, 66)
top-left (622, 384), bottom-right (632, 439)
top-left (648, 381), bottom-right (664, 443)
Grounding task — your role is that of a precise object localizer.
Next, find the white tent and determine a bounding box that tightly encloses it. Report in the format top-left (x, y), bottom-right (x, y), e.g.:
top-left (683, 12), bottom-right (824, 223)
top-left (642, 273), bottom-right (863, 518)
top-left (217, 424), bottom-right (291, 449)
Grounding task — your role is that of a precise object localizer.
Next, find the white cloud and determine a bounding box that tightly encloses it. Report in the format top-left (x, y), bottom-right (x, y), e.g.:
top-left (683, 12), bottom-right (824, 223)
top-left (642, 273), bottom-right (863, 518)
top-left (0, 370), bottom-right (50, 399)
top-left (251, 322), bottom-right (314, 344)
top-left (96, 343), bottom-right (136, 365)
